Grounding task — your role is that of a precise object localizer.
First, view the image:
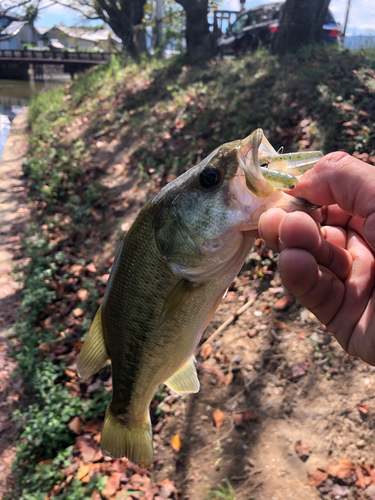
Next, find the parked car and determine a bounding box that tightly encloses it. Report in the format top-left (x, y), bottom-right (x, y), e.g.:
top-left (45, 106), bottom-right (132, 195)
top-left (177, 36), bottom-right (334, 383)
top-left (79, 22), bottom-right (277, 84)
top-left (216, 2), bottom-right (341, 57)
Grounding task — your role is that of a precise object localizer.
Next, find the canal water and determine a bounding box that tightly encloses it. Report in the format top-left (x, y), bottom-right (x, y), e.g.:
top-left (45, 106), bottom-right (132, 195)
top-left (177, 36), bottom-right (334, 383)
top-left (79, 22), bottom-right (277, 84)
top-left (0, 78), bottom-right (69, 162)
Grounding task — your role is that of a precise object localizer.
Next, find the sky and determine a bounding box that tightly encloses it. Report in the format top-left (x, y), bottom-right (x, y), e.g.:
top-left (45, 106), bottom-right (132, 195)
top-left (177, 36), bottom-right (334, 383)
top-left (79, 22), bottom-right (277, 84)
top-left (34, 0), bottom-right (374, 37)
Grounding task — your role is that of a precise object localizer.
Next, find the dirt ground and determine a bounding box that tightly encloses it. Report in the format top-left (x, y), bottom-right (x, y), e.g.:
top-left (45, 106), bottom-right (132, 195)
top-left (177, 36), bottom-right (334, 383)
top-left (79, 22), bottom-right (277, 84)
top-left (83, 134), bottom-right (375, 500)
top-left (0, 109), bottom-right (29, 496)
top-left (3, 109), bottom-right (375, 500)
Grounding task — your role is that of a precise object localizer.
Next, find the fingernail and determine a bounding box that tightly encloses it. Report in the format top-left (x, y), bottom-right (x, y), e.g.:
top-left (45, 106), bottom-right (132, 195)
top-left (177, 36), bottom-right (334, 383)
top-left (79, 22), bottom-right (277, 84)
top-left (320, 226), bottom-right (327, 239)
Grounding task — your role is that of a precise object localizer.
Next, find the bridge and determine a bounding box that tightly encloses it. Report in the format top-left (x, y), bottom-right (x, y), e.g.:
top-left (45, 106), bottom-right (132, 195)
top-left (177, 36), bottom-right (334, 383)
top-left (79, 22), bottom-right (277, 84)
top-left (0, 50), bottom-right (113, 80)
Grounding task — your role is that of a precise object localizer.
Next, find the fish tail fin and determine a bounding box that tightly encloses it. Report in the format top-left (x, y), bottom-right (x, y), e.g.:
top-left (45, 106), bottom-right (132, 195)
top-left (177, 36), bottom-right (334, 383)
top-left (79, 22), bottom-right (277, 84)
top-left (77, 305), bottom-right (109, 381)
top-left (101, 404), bottom-right (153, 467)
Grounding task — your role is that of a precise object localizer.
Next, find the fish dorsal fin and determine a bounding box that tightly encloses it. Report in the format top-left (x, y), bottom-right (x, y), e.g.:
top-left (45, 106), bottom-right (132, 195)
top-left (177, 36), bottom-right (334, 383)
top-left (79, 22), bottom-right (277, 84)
top-left (165, 356), bottom-right (200, 395)
top-left (77, 304), bottom-right (109, 381)
top-left (158, 279), bottom-right (201, 328)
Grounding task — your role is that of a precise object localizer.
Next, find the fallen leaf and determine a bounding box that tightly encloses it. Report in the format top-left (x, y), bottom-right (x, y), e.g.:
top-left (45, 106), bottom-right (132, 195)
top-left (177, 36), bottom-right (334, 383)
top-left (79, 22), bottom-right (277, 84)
top-left (157, 478), bottom-right (178, 499)
top-left (77, 289), bottom-right (89, 302)
top-left (73, 308), bottom-right (84, 318)
top-left (68, 416), bottom-right (82, 435)
top-left (213, 409), bottom-right (226, 428)
top-left (75, 436), bottom-right (97, 463)
top-left (213, 367), bottom-right (226, 385)
top-left (273, 319), bottom-right (288, 330)
top-left (308, 469), bottom-right (328, 486)
top-left (358, 404), bottom-right (369, 415)
top-left (101, 472), bottom-right (123, 499)
top-left (294, 440), bottom-right (312, 462)
top-left (171, 434), bottom-right (181, 451)
top-left (81, 418), bottom-right (104, 433)
top-left (76, 465), bottom-right (90, 481)
top-left (356, 465), bottom-right (370, 489)
top-left (200, 343), bottom-right (212, 360)
top-left (61, 462), bottom-right (80, 477)
top-left (232, 409), bottom-right (257, 427)
top-left (86, 263), bottom-right (97, 273)
top-left (225, 372), bottom-right (234, 386)
top-left (327, 459), bottom-right (355, 479)
top-left (274, 295), bottom-right (294, 311)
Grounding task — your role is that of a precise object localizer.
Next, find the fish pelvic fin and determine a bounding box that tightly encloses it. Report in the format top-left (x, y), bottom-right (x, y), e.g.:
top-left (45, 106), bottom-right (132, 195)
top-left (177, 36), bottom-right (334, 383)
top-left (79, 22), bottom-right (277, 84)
top-left (77, 304), bottom-right (109, 381)
top-left (101, 405), bottom-right (153, 467)
top-left (165, 356), bottom-right (200, 395)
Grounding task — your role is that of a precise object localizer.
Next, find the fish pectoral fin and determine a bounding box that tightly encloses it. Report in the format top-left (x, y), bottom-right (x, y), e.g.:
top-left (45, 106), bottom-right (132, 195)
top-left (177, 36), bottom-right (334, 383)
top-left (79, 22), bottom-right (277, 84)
top-left (165, 356), bottom-right (200, 395)
top-left (158, 279), bottom-right (202, 328)
top-left (77, 304), bottom-right (109, 381)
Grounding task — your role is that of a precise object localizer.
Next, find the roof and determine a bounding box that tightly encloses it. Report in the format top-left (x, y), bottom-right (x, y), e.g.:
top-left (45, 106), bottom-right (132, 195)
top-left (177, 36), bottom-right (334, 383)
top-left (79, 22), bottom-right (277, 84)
top-left (0, 20), bottom-right (28, 37)
top-left (35, 26), bottom-right (50, 35)
top-left (53, 25), bottom-right (121, 44)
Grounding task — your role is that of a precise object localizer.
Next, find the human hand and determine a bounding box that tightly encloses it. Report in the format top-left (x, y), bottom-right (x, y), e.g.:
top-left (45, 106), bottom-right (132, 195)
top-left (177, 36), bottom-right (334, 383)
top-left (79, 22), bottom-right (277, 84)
top-left (259, 152), bottom-right (375, 365)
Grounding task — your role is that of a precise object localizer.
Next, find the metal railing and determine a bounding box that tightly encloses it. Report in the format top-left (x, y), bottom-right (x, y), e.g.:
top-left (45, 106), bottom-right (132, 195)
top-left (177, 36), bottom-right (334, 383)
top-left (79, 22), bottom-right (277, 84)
top-left (0, 50), bottom-right (112, 63)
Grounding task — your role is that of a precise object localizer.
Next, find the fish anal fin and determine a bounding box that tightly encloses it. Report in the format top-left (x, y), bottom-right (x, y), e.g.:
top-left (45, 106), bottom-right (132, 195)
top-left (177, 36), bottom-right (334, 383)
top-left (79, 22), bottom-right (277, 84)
top-left (101, 404), bottom-right (153, 467)
top-left (77, 304), bottom-right (109, 381)
top-left (158, 279), bottom-right (201, 328)
top-left (165, 356), bottom-right (200, 395)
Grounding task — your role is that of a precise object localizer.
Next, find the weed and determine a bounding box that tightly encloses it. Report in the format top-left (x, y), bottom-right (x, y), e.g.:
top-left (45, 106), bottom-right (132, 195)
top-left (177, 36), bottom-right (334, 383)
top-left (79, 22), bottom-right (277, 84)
top-left (204, 478), bottom-right (236, 500)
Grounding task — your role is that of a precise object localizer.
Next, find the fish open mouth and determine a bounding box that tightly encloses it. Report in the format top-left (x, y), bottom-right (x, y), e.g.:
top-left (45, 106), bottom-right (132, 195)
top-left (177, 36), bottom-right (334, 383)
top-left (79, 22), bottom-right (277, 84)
top-left (238, 128), bottom-right (323, 195)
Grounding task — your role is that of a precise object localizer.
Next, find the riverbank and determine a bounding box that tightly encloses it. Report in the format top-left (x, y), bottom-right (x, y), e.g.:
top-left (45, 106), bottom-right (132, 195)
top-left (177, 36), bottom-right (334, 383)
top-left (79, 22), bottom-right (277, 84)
top-left (9, 47), bottom-right (375, 500)
top-left (0, 108), bottom-right (29, 496)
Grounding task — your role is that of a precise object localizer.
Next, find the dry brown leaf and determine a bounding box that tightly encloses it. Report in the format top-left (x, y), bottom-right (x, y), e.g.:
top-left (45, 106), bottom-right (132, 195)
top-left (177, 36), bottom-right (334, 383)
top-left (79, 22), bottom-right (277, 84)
top-left (86, 263), bottom-right (97, 273)
top-left (233, 409), bottom-right (257, 427)
top-left (101, 472), bottom-right (123, 499)
top-left (213, 367), bottom-right (226, 385)
top-left (76, 465), bottom-right (90, 481)
top-left (294, 440), bottom-right (312, 461)
top-left (273, 319), bottom-right (288, 330)
top-left (68, 416), bottom-right (82, 435)
top-left (274, 295), bottom-right (294, 311)
top-left (213, 408), bottom-right (226, 428)
top-left (171, 434), bottom-right (181, 451)
top-left (327, 459), bottom-right (355, 479)
top-left (77, 289), bottom-right (89, 302)
top-left (61, 462), bottom-right (80, 477)
top-left (73, 308), bottom-right (84, 318)
top-left (356, 465), bottom-right (370, 489)
top-left (81, 418), bottom-right (104, 433)
top-left (225, 372), bottom-right (233, 386)
top-left (75, 436), bottom-right (97, 463)
top-left (157, 478), bottom-right (178, 499)
top-left (200, 343), bottom-right (212, 360)
top-left (308, 469), bottom-right (328, 486)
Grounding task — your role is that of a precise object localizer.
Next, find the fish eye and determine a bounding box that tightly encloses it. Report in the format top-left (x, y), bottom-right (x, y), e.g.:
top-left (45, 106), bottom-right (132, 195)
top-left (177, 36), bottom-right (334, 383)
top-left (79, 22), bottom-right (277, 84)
top-left (199, 166), bottom-right (222, 189)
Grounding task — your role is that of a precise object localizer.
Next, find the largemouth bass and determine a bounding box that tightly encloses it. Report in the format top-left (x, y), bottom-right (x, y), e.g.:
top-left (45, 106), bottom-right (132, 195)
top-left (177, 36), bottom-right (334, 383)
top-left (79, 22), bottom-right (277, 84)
top-left (77, 129), bottom-right (322, 467)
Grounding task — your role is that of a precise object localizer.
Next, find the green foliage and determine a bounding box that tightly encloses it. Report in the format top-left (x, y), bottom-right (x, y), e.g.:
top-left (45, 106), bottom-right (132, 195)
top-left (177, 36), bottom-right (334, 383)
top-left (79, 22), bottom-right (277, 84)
top-left (14, 445), bottom-right (107, 500)
top-left (204, 478), bottom-right (236, 500)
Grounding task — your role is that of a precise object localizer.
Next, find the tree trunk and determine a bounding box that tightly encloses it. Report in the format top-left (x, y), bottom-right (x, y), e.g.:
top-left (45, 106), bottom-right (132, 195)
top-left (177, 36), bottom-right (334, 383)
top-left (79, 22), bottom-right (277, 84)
top-left (95, 0), bottom-right (147, 57)
top-left (272, 0), bottom-right (331, 55)
top-left (176, 0), bottom-right (213, 61)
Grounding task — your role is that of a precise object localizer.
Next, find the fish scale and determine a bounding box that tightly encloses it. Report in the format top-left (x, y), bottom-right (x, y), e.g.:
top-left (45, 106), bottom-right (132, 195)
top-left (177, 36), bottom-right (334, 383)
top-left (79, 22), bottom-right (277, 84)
top-left (77, 128), bottom-right (322, 466)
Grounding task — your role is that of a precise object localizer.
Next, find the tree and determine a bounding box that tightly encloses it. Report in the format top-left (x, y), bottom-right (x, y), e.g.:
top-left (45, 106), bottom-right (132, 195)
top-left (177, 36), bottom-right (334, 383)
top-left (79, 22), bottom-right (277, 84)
top-left (56, 0), bottom-right (147, 56)
top-left (272, 0), bottom-right (331, 55)
top-left (175, 0), bottom-right (213, 61)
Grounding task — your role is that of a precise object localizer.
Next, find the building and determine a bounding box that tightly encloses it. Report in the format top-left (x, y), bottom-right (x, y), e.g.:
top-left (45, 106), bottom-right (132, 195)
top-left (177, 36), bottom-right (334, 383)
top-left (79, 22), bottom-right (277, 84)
top-left (0, 13), bottom-right (40, 50)
top-left (44, 25), bottom-right (121, 51)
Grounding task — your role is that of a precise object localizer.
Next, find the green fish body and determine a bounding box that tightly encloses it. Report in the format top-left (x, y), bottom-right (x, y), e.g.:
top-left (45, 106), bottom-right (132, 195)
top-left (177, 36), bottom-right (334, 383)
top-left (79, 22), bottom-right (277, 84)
top-left (77, 129), bottom-right (322, 467)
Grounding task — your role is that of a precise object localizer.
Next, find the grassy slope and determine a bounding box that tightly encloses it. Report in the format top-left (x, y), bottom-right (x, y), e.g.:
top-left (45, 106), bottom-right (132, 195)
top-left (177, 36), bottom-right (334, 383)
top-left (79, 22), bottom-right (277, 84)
top-left (10, 46), bottom-right (375, 499)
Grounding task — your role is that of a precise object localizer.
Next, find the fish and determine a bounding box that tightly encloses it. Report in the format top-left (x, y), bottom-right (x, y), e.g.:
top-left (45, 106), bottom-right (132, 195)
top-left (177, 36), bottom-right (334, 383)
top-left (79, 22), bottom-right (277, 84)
top-left (77, 128), bottom-right (322, 467)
